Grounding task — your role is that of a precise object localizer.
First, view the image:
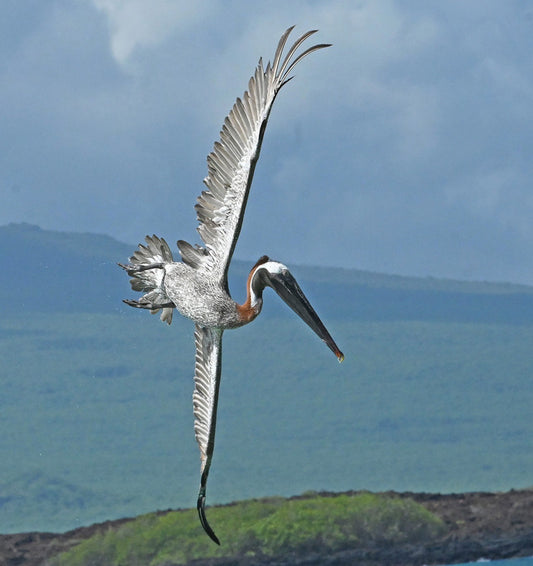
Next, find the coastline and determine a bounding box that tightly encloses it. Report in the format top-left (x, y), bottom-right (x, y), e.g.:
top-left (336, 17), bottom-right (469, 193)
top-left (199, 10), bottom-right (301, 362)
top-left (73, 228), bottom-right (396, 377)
top-left (1, 488), bottom-right (532, 566)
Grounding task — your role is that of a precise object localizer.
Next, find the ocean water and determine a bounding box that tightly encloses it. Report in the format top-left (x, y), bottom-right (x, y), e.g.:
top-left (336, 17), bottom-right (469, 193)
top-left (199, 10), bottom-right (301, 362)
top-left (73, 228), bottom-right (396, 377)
top-left (447, 557), bottom-right (533, 566)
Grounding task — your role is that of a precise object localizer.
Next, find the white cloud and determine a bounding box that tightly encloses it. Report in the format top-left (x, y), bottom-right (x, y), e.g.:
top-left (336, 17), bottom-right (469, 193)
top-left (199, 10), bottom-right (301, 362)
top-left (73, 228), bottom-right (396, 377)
top-left (91, 0), bottom-right (211, 65)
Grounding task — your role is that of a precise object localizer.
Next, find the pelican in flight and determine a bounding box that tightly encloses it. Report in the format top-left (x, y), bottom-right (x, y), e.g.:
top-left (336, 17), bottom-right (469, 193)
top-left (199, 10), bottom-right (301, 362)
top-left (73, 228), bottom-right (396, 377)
top-left (120, 27), bottom-right (343, 544)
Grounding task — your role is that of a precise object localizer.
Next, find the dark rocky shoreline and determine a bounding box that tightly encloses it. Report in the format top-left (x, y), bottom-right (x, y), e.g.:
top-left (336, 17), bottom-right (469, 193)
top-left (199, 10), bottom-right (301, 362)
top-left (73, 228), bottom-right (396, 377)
top-left (1, 489), bottom-right (532, 566)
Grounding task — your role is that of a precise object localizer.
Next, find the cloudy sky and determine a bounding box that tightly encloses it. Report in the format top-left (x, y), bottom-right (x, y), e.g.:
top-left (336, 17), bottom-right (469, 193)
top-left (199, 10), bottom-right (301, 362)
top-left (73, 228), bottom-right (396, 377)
top-left (2, 1), bottom-right (533, 284)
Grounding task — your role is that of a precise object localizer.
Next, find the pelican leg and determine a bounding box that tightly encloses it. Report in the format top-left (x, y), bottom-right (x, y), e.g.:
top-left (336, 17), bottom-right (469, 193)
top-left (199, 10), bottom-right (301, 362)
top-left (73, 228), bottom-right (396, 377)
top-left (118, 262), bottom-right (165, 273)
top-left (123, 299), bottom-right (174, 310)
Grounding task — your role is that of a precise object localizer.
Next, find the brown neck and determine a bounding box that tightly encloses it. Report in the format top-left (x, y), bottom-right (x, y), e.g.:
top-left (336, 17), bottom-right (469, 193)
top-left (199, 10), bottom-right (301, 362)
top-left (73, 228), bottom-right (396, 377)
top-left (236, 264), bottom-right (263, 323)
top-left (236, 297), bottom-right (261, 324)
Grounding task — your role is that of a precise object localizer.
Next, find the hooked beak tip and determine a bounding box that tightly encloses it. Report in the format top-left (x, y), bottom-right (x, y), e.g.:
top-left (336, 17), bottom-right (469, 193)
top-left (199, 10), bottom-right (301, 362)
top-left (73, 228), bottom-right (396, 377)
top-left (264, 267), bottom-right (344, 363)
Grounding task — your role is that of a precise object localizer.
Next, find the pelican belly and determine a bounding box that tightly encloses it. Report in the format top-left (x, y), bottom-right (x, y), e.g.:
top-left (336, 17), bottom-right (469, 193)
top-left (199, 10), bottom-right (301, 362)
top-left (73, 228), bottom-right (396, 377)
top-left (163, 263), bottom-right (242, 329)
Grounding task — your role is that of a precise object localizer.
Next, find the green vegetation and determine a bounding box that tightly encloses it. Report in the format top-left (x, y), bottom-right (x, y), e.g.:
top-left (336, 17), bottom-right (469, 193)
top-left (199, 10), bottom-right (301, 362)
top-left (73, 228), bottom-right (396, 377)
top-left (50, 493), bottom-right (447, 565)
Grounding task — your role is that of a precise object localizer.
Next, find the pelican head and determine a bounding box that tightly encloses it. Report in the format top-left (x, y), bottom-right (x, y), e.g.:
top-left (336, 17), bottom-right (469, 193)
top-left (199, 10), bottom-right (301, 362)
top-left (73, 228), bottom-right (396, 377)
top-left (249, 256), bottom-right (344, 361)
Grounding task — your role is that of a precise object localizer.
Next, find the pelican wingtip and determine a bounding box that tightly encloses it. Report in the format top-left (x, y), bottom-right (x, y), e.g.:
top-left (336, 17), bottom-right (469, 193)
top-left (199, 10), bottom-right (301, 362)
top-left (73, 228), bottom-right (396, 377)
top-left (197, 491), bottom-right (221, 545)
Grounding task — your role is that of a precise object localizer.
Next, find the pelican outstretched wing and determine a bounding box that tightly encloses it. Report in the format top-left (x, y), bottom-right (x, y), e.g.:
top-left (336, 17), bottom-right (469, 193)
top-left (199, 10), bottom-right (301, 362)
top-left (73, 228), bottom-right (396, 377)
top-left (193, 324), bottom-right (223, 544)
top-left (178, 27), bottom-right (330, 284)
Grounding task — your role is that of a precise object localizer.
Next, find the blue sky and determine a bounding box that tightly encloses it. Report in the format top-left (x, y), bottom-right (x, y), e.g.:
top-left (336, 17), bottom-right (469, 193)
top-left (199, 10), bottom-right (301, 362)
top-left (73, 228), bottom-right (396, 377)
top-left (2, 1), bottom-right (533, 284)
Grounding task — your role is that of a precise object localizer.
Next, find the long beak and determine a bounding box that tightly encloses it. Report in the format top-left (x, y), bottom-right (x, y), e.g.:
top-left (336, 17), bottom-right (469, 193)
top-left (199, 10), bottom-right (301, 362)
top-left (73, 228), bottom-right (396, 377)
top-left (266, 270), bottom-right (344, 362)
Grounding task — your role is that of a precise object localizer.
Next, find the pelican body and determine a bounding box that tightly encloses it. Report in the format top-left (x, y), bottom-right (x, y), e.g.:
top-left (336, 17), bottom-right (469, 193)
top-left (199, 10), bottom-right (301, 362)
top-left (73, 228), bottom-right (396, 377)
top-left (121, 27), bottom-right (343, 545)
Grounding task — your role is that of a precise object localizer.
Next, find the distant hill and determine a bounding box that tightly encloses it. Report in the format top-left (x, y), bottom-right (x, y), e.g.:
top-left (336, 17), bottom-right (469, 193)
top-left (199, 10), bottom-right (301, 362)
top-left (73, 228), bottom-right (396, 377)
top-left (2, 222), bottom-right (533, 323)
top-left (1, 223), bottom-right (132, 314)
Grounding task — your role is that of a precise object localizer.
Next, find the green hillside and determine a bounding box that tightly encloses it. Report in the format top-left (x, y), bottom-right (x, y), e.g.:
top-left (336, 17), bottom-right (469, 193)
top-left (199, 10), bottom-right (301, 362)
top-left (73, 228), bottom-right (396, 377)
top-left (49, 492), bottom-right (446, 566)
top-left (1, 223), bottom-right (532, 533)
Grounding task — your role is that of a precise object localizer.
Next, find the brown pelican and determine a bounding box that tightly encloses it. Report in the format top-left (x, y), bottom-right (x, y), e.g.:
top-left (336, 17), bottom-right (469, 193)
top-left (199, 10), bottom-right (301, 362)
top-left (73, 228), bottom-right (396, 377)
top-left (120, 27), bottom-right (343, 544)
